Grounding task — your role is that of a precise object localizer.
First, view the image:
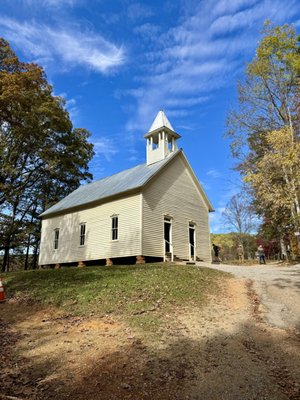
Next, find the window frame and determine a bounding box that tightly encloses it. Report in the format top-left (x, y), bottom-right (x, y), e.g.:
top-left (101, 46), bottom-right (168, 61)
top-left (54, 228), bottom-right (59, 250)
top-left (111, 215), bottom-right (118, 241)
top-left (79, 223), bottom-right (86, 246)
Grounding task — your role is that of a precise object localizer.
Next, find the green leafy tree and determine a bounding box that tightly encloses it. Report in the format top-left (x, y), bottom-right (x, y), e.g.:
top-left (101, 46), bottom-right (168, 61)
top-left (227, 21), bottom-right (300, 165)
top-left (227, 22), bottom-right (300, 249)
top-left (245, 127), bottom-right (300, 229)
top-left (211, 232), bottom-right (257, 261)
top-left (0, 38), bottom-right (94, 271)
top-left (245, 126), bottom-right (300, 257)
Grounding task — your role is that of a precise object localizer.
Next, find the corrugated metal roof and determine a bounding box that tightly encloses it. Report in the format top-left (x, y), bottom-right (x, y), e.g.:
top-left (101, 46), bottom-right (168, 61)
top-left (40, 150), bottom-right (181, 217)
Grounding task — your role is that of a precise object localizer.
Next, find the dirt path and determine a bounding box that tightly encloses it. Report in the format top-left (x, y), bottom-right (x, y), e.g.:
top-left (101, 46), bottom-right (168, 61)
top-left (201, 262), bottom-right (300, 332)
top-left (1, 274), bottom-right (300, 399)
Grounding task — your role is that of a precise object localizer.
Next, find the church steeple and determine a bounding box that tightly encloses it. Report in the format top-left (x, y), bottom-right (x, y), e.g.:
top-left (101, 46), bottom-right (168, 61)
top-left (144, 111), bottom-right (181, 165)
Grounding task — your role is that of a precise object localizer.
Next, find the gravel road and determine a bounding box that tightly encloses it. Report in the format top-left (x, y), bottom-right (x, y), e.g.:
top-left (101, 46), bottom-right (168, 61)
top-left (199, 261), bottom-right (300, 331)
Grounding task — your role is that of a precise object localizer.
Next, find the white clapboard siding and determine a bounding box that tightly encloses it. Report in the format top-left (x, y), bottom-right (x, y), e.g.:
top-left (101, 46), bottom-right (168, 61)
top-left (39, 193), bottom-right (141, 265)
top-left (142, 154), bottom-right (211, 261)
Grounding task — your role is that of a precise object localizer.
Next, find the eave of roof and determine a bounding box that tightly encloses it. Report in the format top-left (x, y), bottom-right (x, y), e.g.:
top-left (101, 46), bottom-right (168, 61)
top-left (144, 126), bottom-right (181, 139)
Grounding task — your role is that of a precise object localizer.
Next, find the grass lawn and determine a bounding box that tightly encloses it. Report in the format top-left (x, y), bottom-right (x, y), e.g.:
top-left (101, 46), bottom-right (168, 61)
top-left (3, 263), bottom-right (228, 334)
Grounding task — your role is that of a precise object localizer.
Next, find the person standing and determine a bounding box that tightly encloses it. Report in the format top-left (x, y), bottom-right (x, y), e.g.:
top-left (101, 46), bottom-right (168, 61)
top-left (212, 243), bottom-right (220, 263)
top-left (257, 245), bottom-right (266, 264)
top-left (237, 244), bottom-right (244, 263)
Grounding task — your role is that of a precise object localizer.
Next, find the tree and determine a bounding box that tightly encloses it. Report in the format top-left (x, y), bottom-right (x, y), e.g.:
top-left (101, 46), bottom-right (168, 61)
top-left (244, 126), bottom-right (300, 257)
top-left (211, 232), bottom-right (257, 261)
top-left (245, 127), bottom-right (300, 228)
top-left (227, 22), bottom-right (300, 167)
top-left (226, 21), bottom-right (300, 248)
top-left (222, 193), bottom-right (257, 244)
top-left (0, 38), bottom-right (94, 271)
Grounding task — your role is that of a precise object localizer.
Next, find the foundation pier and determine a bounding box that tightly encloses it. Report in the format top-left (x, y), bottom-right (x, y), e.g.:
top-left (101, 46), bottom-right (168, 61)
top-left (77, 261), bottom-right (86, 268)
top-left (106, 258), bottom-right (113, 266)
top-left (136, 255), bottom-right (145, 264)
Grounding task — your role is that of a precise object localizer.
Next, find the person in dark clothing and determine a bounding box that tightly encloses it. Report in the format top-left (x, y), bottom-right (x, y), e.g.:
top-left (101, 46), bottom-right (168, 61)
top-left (212, 243), bottom-right (220, 262)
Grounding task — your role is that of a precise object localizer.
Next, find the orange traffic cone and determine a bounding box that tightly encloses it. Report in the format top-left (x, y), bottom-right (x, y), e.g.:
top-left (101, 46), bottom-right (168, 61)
top-left (0, 278), bottom-right (5, 302)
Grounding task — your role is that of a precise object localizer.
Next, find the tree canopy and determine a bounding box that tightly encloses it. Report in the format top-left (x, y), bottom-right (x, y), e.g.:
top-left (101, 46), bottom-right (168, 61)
top-left (0, 38), bottom-right (94, 271)
top-left (226, 22), bottom-right (300, 256)
top-left (227, 22), bottom-right (300, 166)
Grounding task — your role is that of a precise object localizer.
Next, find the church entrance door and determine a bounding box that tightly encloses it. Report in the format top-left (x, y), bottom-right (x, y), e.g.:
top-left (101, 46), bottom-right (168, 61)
top-left (164, 217), bottom-right (173, 261)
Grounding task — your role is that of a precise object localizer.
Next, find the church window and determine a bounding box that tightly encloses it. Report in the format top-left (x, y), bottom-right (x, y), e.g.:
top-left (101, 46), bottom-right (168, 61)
top-left (111, 216), bottom-right (118, 240)
top-left (54, 229), bottom-right (59, 250)
top-left (80, 224), bottom-right (86, 246)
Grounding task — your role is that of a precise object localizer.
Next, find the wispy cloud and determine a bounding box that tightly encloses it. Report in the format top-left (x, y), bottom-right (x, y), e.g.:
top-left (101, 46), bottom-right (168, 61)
top-left (209, 207), bottom-right (226, 233)
top-left (127, 3), bottom-right (154, 21)
top-left (89, 137), bottom-right (120, 180)
top-left (207, 169), bottom-right (222, 178)
top-left (213, 0), bottom-right (260, 16)
top-left (93, 137), bottom-right (119, 162)
top-left (0, 17), bottom-right (125, 73)
top-left (65, 98), bottom-right (78, 120)
top-left (126, 0), bottom-right (299, 132)
top-left (210, 0), bottom-right (297, 35)
top-left (134, 23), bottom-right (161, 40)
top-left (20, 0), bottom-right (80, 8)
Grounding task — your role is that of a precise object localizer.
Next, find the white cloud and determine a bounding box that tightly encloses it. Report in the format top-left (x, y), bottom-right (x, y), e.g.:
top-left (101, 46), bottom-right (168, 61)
top-left (207, 169), bottom-right (222, 178)
top-left (65, 98), bottom-right (78, 120)
top-left (93, 138), bottom-right (119, 162)
top-left (43, 0), bottom-right (76, 6)
top-left (209, 207), bottom-right (226, 233)
top-left (134, 23), bottom-right (161, 40)
top-left (127, 0), bottom-right (299, 132)
top-left (127, 3), bottom-right (154, 21)
top-left (213, 0), bottom-right (259, 16)
top-left (210, 0), bottom-right (299, 35)
top-left (0, 17), bottom-right (125, 73)
top-left (21, 0), bottom-right (80, 7)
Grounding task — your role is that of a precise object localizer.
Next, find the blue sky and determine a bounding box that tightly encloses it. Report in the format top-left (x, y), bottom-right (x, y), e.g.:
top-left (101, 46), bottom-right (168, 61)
top-left (1, 0), bottom-right (299, 232)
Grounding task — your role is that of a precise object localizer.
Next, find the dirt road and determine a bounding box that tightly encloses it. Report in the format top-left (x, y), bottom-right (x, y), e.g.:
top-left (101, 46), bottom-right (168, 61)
top-left (1, 265), bottom-right (300, 399)
top-left (202, 262), bottom-right (300, 331)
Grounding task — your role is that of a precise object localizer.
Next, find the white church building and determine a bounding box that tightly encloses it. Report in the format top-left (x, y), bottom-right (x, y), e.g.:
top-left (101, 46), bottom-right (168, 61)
top-left (39, 111), bottom-right (214, 267)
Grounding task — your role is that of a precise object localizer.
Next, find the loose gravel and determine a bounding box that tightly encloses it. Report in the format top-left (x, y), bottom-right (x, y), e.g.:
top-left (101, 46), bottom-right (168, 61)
top-left (197, 261), bottom-right (300, 332)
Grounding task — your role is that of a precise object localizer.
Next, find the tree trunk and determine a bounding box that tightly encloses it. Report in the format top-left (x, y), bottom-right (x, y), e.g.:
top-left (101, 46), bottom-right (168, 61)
top-left (2, 243), bottom-right (10, 272)
top-left (280, 238), bottom-right (287, 260)
top-left (24, 234), bottom-right (31, 270)
top-left (32, 239), bottom-right (39, 269)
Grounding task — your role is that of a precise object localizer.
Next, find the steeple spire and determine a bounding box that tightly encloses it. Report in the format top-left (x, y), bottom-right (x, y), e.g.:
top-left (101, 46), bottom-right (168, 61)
top-left (144, 111), bottom-right (181, 165)
top-left (148, 110), bottom-right (174, 132)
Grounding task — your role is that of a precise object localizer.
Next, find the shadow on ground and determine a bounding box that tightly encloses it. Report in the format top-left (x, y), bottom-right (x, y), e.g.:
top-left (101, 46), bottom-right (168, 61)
top-left (2, 315), bottom-right (300, 400)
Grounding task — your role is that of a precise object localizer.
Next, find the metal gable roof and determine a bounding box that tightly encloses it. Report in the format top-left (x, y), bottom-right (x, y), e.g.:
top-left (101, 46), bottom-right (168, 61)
top-left (40, 150), bottom-right (181, 217)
